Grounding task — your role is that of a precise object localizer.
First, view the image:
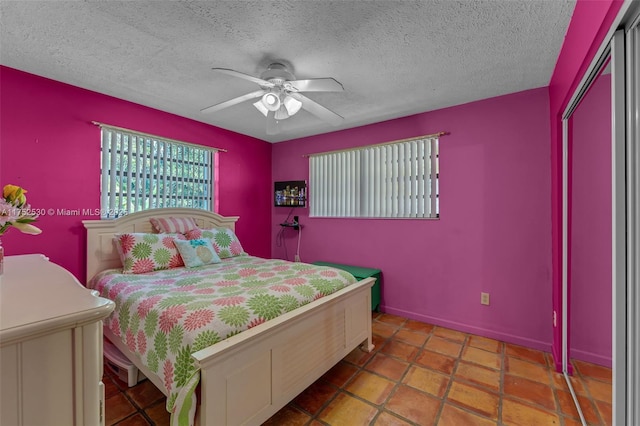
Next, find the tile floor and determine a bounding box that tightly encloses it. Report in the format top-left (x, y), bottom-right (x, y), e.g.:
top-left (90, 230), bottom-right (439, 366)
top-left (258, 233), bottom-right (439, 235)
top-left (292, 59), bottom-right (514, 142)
top-left (104, 312), bottom-right (612, 425)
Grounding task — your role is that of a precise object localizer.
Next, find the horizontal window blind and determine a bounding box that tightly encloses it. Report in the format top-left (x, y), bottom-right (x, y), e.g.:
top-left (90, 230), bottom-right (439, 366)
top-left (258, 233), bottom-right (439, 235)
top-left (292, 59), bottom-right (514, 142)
top-left (100, 126), bottom-right (215, 218)
top-left (310, 136), bottom-right (439, 218)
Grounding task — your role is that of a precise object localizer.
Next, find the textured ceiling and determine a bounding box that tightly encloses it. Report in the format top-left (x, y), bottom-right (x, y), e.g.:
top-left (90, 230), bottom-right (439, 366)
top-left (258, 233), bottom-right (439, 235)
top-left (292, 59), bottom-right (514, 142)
top-left (0, 1), bottom-right (575, 143)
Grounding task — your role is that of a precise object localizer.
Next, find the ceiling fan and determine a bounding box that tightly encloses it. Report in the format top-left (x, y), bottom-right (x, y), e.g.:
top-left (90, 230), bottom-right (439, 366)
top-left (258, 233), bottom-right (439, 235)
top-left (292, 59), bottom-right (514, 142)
top-left (201, 63), bottom-right (344, 135)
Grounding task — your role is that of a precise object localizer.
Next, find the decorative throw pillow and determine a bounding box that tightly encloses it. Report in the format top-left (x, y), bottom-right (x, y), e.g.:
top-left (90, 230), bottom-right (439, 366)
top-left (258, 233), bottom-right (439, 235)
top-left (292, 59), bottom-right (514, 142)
top-left (174, 239), bottom-right (221, 268)
top-left (184, 227), bottom-right (245, 258)
top-left (114, 233), bottom-right (186, 274)
top-left (149, 217), bottom-right (198, 234)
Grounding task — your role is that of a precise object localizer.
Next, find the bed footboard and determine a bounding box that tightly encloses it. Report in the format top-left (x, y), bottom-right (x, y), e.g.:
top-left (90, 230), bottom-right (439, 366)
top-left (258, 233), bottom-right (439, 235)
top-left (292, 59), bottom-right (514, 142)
top-left (193, 278), bottom-right (374, 426)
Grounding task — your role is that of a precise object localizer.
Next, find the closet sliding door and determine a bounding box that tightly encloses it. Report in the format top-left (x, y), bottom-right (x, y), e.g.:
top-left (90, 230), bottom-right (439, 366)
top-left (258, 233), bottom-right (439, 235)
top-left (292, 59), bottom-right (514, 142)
top-left (563, 45), bottom-right (614, 426)
top-left (622, 13), bottom-right (639, 425)
top-left (562, 2), bottom-right (640, 424)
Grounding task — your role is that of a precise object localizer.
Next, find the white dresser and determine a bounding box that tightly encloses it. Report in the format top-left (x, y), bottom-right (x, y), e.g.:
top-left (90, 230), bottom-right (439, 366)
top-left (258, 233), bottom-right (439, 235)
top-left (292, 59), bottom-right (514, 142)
top-left (0, 254), bottom-right (114, 426)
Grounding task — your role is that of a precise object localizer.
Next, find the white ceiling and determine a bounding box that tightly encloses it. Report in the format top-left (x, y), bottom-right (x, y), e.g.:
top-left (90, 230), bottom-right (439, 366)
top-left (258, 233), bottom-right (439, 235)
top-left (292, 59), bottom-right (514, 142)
top-left (0, 1), bottom-right (575, 143)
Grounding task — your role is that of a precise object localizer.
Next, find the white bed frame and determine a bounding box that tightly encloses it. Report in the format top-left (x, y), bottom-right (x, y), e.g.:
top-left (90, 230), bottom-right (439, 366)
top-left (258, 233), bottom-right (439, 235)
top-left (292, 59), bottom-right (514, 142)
top-left (83, 208), bottom-right (374, 426)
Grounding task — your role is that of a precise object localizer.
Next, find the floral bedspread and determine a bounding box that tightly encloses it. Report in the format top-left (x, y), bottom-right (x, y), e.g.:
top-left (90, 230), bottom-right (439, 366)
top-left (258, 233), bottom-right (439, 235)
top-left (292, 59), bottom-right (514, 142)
top-left (89, 256), bottom-right (356, 422)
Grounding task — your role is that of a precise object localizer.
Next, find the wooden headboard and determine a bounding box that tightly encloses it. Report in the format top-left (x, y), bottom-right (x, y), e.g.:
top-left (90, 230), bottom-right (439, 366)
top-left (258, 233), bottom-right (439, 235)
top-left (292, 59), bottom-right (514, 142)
top-left (83, 208), bottom-right (239, 283)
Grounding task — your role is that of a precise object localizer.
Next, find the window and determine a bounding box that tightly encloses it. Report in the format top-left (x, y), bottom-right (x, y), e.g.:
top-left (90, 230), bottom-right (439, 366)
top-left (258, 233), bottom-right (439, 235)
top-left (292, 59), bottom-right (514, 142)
top-left (309, 136), bottom-right (439, 218)
top-left (99, 124), bottom-right (216, 218)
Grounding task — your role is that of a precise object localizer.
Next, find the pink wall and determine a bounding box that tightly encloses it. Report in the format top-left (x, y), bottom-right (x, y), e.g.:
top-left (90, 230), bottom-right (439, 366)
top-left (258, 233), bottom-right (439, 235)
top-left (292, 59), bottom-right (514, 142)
top-left (548, 0), bottom-right (623, 370)
top-left (570, 73), bottom-right (612, 367)
top-left (0, 66), bottom-right (272, 282)
top-left (272, 88), bottom-right (553, 351)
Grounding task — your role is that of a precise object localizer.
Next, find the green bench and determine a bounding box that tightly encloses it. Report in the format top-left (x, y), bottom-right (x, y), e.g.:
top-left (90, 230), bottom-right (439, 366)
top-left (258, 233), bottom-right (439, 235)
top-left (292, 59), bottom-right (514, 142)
top-left (312, 261), bottom-right (381, 311)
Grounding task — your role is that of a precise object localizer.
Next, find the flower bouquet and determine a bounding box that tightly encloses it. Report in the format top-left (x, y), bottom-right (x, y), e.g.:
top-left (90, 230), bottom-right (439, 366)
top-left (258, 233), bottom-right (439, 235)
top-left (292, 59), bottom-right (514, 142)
top-left (0, 184), bottom-right (41, 236)
top-left (0, 184), bottom-right (41, 275)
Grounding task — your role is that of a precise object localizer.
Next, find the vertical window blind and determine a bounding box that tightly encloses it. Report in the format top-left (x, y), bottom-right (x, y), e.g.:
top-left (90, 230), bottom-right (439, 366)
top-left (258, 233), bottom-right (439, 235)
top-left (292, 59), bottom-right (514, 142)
top-left (99, 124), bottom-right (216, 218)
top-left (309, 136), bottom-right (439, 218)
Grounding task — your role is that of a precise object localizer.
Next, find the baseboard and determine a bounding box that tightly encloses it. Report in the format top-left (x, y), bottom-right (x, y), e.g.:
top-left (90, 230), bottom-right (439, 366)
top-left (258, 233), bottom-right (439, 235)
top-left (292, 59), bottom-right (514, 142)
top-left (381, 305), bottom-right (552, 353)
top-left (569, 348), bottom-right (612, 368)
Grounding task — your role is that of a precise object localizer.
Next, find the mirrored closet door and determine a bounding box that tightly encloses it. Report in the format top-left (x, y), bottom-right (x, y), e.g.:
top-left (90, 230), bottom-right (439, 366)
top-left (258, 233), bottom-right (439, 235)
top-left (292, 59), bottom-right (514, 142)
top-left (568, 53), bottom-right (613, 423)
top-left (562, 2), bottom-right (640, 424)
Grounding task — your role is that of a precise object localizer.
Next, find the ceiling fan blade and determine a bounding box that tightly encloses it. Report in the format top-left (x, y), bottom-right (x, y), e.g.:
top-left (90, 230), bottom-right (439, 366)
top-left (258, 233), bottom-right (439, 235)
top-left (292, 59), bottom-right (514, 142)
top-left (200, 89), bottom-right (266, 114)
top-left (212, 68), bottom-right (275, 88)
top-left (289, 92), bottom-right (344, 126)
top-left (286, 78), bottom-right (344, 92)
top-left (266, 111), bottom-right (280, 135)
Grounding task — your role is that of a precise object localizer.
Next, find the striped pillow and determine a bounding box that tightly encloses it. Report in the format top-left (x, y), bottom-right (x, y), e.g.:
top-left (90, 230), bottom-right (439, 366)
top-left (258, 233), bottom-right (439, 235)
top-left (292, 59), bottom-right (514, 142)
top-left (150, 217), bottom-right (198, 234)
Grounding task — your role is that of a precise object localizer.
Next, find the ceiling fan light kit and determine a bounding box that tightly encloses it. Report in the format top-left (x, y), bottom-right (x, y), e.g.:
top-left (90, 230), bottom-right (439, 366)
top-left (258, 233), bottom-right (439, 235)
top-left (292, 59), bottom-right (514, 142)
top-left (262, 92), bottom-right (281, 111)
top-left (201, 62), bottom-right (345, 135)
top-left (274, 106), bottom-right (289, 121)
top-left (283, 96), bottom-right (302, 116)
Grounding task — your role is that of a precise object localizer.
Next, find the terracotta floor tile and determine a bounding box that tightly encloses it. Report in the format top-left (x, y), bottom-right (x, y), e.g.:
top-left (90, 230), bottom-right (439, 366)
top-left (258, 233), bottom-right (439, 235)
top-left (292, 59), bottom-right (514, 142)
top-left (344, 345), bottom-right (376, 367)
top-left (380, 339), bottom-right (420, 362)
top-left (578, 395), bottom-right (606, 425)
top-left (293, 379), bottom-right (338, 415)
top-left (505, 343), bottom-right (548, 366)
top-left (461, 346), bottom-right (502, 370)
top-left (551, 371), bottom-right (588, 395)
top-left (113, 413), bottom-right (151, 426)
top-left (112, 313), bottom-right (577, 426)
top-left (103, 376), bottom-right (121, 398)
top-left (563, 417), bottom-right (584, 426)
top-left (385, 385), bottom-right (441, 424)
top-left (595, 400), bottom-right (612, 426)
top-left (142, 401), bottom-right (170, 426)
top-left (433, 326), bottom-right (467, 343)
top-left (394, 329), bottom-right (429, 347)
top-left (574, 359), bottom-right (612, 383)
top-left (372, 333), bottom-right (387, 350)
top-left (447, 381), bottom-right (499, 420)
top-left (556, 389), bottom-right (602, 424)
top-left (415, 349), bottom-right (457, 375)
top-left (437, 403), bottom-right (498, 426)
top-left (373, 411), bottom-right (414, 425)
top-left (455, 361), bottom-right (500, 392)
top-left (556, 387), bottom-right (578, 417)
top-left (501, 398), bottom-right (561, 426)
top-left (583, 377), bottom-right (612, 402)
top-left (402, 365), bottom-right (450, 398)
top-left (365, 353), bottom-right (410, 381)
top-left (505, 356), bottom-right (551, 385)
top-left (125, 380), bottom-right (165, 409)
top-left (321, 361), bottom-right (359, 387)
top-left (105, 393), bottom-right (137, 425)
top-left (377, 313), bottom-right (407, 327)
top-left (503, 374), bottom-right (556, 411)
top-left (402, 319), bottom-right (435, 334)
top-left (345, 370), bottom-right (396, 405)
top-left (373, 321), bottom-right (400, 338)
top-left (318, 392), bottom-right (379, 425)
top-left (467, 335), bottom-right (502, 353)
top-left (425, 336), bottom-right (462, 358)
top-left (263, 405), bottom-right (311, 426)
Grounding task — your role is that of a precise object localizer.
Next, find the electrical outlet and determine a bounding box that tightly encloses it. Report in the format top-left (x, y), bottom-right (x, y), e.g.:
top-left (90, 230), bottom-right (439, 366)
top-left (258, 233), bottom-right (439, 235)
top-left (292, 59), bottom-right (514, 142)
top-left (481, 292), bottom-right (490, 305)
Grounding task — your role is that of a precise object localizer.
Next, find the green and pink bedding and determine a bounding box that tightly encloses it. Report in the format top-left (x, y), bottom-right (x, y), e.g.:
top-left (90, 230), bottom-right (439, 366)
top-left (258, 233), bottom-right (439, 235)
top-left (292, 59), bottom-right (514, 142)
top-left (88, 255), bottom-right (357, 420)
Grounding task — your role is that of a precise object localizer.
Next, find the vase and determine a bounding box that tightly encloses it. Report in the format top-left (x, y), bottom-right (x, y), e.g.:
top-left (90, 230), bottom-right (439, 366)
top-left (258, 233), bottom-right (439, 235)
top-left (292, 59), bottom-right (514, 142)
top-left (0, 238), bottom-right (3, 276)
